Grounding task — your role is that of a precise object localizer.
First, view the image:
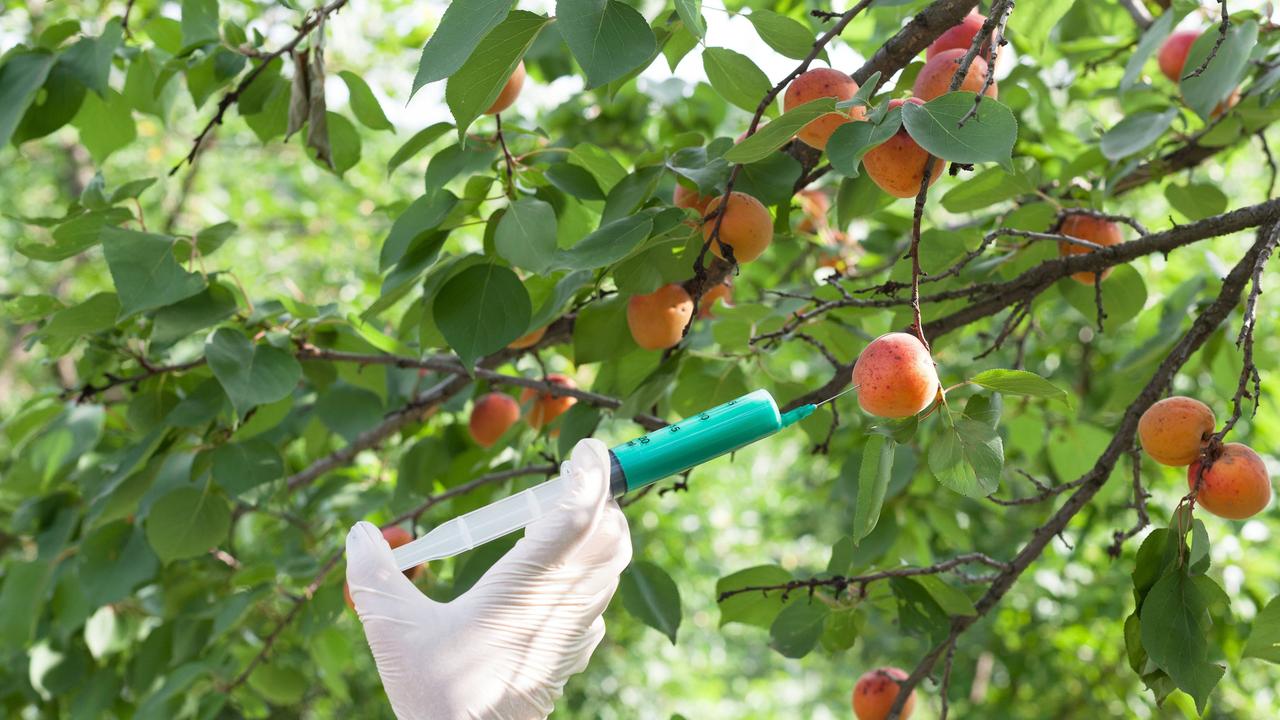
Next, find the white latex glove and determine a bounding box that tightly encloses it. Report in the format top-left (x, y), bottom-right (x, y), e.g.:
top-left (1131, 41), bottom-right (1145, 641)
top-left (345, 439), bottom-right (632, 720)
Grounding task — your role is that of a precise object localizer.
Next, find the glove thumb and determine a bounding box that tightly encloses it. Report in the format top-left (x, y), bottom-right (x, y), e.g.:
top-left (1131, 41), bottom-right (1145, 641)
top-left (345, 521), bottom-right (434, 619)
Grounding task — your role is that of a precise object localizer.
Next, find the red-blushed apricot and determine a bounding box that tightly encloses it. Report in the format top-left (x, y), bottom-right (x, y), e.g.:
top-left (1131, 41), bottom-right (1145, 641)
top-left (627, 284), bottom-right (694, 350)
top-left (521, 373), bottom-right (577, 432)
top-left (345, 526), bottom-right (421, 611)
top-left (796, 189), bottom-right (830, 234)
top-left (783, 68), bottom-right (867, 150)
top-left (1058, 213), bottom-right (1124, 284)
top-left (927, 11), bottom-right (990, 59)
top-left (698, 282), bottom-right (732, 318)
top-left (862, 98), bottom-right (946, 198)
top-left (673, 182), bottom-right (714, 216)
top-left (484, 61), bottom-right (526, 115)
top-left (703, 192), bottom-right (773, 263)
top-left (853, 667), bottom-right (916, 720)
top-left (1138, 396), bottom-right (1216, 466)
top-left (1158, 29), bottom-right (1201, 82)
top-left (507, 326), bottom-right (547, 350)
top-left (468, 392), bottom-right (521, 448)
top-left (913, 48), bottom-right (998, 101)
top-left (1188, 443), bottom-right (1273, 520)
top-left (852, 332), bottom-right (940, 419)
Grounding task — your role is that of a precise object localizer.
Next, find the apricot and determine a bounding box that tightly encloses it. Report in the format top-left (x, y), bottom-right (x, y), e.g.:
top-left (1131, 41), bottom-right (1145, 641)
top-left (1058, 213), bottom-right (1124, 285)
top-left (912, 48), bottom-right (998, 102)
top-left (1158, 29), bottom-right (1201, 82)
top-left (702, 192), bottom-right (772, 264)
top-left (507, 326), bottom-right (547, 350)
top-left (627, 284), bottom-right (694, 350)
top-left (484, 61), bottom-right (526, 115)
top-left (927, 11), bottom-right (990, 59)
top-left (698, 282), bottom-right (732, 318)
top-left (1188, 443), bottom-right (1273, 520)
top-left (1138, 396), bottom-right (1216, 466)
top-left (345, 526), bottom-right (421, 611)
top-left (862, 98), bottom-right (946, 198)
top-left (796, 189), bottom-right (830, 234)
top-left (783, 68), bottom-right (867, 150)
top-left (521, 373), bottom-right (577, 431)
top-left (852, 332), bottom-right (940, 418)
top-left (853, 667), bottom-right (916, 720)
top-left (468, 392), bottom-right (521, 448)
top-left (673, 183), bottom-right (714, 216)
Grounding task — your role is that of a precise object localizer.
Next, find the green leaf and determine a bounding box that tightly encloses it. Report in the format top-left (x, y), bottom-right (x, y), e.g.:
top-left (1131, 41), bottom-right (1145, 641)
top-left (0, 560), bottom-right (54, 649)
top-left (387, 122), bottom-right (452, 176)
top-left (1059, 263), bottom-right (1148, 330)
top-left (181, 0), bottom-right (220, 47)
top-left (1244, 594), bottom-right (1280, 664)
top-left (380, 192), bottom-right (458, 271)
top-left (716, 565), bottom-right (793, 628)
top-left (552, 213), bottom-right (653, 270)
top-left (1100, 109), bottom-right (1177, 161)
top-left (573, 295), bottom-right (637, 364)
top-left (557, 0), bottom-right (657, 88)
top-left (1165, 182), bottom-right (1228, 221)
top-left (13, 61), bottom-right (87, 145)
top-left (769, 600), bottom-right (829, 658)
top-left (827, 111), bottom-right (902, 177)
top-left (941, 164), bottom-right (1037, 212)
top-left (852, 434), bottom-right (895, 545)
top-left (1182, 20), bottom-right (1257, 119)
top-left (1122, 11), bottom-right (1179, 93)
top-left (891, 576), bottom-right (951, 643)
top-left (619, 561), bottom-right (682, 643)
top-left (210, 441), bottom-right (283, 495)
top-left (4, 294), bottom-right (64, 322)
top-left (204, 328), bottom-right (302, 415)
top-left (929, 416), bottom-right (1003, 498)
top-left (445, 11), bottom-right (550, 139)
top-left (151, 281), bottom-right (239, 346)
top-left (100, 227), bottom-right (207, 318)
top-left (36, 292), bottom-right (120, 349)
top-left (1140, 567), bottom-right (1227, 714)
top-left (734, 152), bottom-right (802, 206)
top-left (557, 404), bottom-right (602, 457)
top-left (1005, 0), bottom-right (1071, 55)
top-left (78, 522), bottom-right (159, 608)
top-left (702, 47), bottom-right (773, 115)
top-left (674, 0), bottom-right (705, 41)
top-left (723, 98), bottom-right (836, 164)
top-left (18, 208), bottom-right (132, 262)
top-left (495, 198), bottom-right (558, 273)
top-left (969, 369), bottom-right (1071, 407)
top-left (545, 163), bottom-right (606, 200)
top-left (900, 93), bottom-right (1018, 170)
top-left (338, 71), bottom-right (392, 131)
top-left (412, 0), bottom-right (515, 92)
top-left (914, 575), bottom-right (977, 617)
top-left (70, 88), bottom-right (137, 163)
top-left (433, 263), bottom-right (532, 366)
top-left (745, 10), bottom-right (817, 61)
top-left (0, 51), bottom-right (56, 148)
top-left (60, 19), bottom-right (122, 96)
top-left (315, 384), bottom-right (385, 442)
top-left (144, 485), bottom-right (232, 563)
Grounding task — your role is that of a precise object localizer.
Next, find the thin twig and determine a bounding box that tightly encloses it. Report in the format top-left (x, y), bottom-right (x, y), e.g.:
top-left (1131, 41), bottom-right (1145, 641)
top-left (1182, 1), bottom-right (1229, 81)
top-left (717, 553), bottom-right (1010, 603)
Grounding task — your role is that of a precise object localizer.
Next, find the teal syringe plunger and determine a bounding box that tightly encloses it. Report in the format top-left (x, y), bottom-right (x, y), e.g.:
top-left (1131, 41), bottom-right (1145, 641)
top-left (390, 389), bottom-right (822, 571)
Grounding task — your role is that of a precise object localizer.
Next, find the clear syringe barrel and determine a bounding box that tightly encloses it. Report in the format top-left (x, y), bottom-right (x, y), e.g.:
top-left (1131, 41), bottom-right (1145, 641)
top-left (390, 389), bottom-right (815, 571)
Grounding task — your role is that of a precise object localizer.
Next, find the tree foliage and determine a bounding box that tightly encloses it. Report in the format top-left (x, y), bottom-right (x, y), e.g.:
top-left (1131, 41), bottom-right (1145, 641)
top-left (2, 0), bottom-right (1280, 717)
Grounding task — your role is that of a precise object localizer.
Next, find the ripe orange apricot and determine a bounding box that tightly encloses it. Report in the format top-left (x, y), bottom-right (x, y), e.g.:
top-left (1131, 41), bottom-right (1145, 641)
top-left (698, 282), bottom-right (732, 318)
top-left (484, 61), bottom-right (526, 115)
top-left (507, 326), bottom-right (547, 350)
top-left (469, 392), bottom-right (521, 448)
top-left (673, 183), bottom-right (714, 216)
top-left (862, 98), bottom-right (946, 198)
top-left (345, 526), bottom-right (421, 611)
top-left (703, 192), bottom-right (773, 264)
top-left (852, 332), bottom-right (940, 419)
top-left (913, 48), bottom-right (998, 101)
top-left (796, 189), bottom-right (830, 234)
top-left (521, 373), bottom-right (577, 431)
top-left (1058, 213), bottom-right (1124, 285)
top-left (853, 667), bottom-right (916, 720)
top-left (627, 284), bottom-right (694, 350)
top-left (1158, 29), bottom-right (1201, 82)
top-left (783, 68), bottom-right (867, 150)
top-left (927, 11), bottom-right (990, 59)
top-left (1188, 443), bottom-right (1273, 520)
top-left (1138, 396), bottom-right (1216, 466)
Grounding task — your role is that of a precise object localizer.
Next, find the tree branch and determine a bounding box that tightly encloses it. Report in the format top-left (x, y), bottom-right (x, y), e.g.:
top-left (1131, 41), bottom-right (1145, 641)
top-left (717, 553), bottom-right (1010, 603)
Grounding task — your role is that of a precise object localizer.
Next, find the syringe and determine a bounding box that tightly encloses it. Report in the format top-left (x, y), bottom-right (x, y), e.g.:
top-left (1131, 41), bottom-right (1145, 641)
top-left (391, 389), bottom-right (821, 571)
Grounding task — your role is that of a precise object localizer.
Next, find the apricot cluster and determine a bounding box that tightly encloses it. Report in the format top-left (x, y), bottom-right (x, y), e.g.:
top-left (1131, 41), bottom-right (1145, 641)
top-left (1139, 397), bottom-right (1273, 520)
top-left (467, 374), bottom-right (579, 446)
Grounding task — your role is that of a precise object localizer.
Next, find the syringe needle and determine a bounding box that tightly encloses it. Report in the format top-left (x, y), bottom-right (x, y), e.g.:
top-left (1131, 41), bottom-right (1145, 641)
top-left (815, 384), bottom-right (857, 407)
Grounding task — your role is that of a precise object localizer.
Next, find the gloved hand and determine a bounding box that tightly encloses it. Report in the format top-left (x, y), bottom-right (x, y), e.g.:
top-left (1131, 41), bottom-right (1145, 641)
top-left (345, 438), bottom-right (632, 720)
